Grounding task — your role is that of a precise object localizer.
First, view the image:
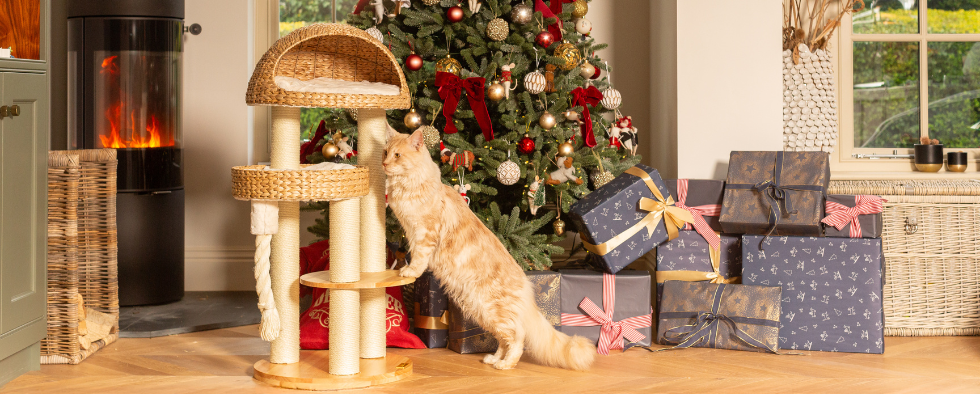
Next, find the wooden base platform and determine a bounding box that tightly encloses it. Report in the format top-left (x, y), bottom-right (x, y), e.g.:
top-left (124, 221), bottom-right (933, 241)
top-left (252, 350), bottom-right (412, 390)
top-left (300, 269), bottom-right (415, 289)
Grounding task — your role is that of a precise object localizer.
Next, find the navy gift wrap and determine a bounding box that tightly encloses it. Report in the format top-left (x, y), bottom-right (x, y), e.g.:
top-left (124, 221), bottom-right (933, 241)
top-left (822, 195), bottom-right (884, 238)
top-left (413, 271), bottom-right (449, 348)
top-left (568, 164), bottom-right (693, 274)
top-left (741, 235), bottom-right (885, 354)
top-left (559, 269), bottom-right (654, 351)
top-left (655, 232), bottom-right (742, 307)
top-left (665, 179), bottom-right (725, 232)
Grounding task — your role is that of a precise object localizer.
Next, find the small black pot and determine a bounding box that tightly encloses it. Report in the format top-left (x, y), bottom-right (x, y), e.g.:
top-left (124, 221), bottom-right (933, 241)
top-left (947, 151), bottom-right (968, 172)
top-left (914, 144), bottom-right (944, 172)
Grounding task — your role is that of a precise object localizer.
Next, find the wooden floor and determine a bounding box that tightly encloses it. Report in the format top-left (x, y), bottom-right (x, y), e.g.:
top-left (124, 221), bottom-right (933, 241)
top-left (6, 325), bottom-right (980, 393)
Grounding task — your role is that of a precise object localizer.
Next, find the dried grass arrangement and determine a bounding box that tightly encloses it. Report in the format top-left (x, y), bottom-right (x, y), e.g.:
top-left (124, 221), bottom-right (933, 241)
top-left (783, 0), bottom-right (865, 64)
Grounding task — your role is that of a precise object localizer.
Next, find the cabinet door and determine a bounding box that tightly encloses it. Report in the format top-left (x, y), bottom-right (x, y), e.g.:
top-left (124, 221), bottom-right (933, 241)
top-left (0, 72), bottom-right (47, 353)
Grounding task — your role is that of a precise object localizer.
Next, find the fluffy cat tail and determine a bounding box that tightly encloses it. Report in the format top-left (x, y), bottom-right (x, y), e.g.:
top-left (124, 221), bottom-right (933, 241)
top-left (523, 302), bottom-right (596, 371)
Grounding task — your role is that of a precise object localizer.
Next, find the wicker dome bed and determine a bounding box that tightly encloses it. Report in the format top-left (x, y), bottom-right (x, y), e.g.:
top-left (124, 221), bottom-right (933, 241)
top-left (246, 23), bottom-right (410, 109)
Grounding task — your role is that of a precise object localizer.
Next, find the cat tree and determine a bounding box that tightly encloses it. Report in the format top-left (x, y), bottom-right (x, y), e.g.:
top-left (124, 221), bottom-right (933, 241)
top-left (234, 23), bottom-right (413, 390)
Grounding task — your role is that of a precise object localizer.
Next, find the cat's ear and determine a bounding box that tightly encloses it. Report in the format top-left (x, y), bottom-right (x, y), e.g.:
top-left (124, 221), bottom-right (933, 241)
top-left (385, 123), bottom-right (399, 142)
top-left (408, 128), bottom-right (426, 151)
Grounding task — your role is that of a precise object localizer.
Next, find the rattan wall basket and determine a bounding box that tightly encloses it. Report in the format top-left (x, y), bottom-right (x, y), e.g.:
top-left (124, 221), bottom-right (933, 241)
top-left (829, 179), bottom-right (980, 336)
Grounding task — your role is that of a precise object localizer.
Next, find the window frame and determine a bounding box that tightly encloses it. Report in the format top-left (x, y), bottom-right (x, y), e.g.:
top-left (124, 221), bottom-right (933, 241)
top-left (834, 0), bottom-right (980, 176)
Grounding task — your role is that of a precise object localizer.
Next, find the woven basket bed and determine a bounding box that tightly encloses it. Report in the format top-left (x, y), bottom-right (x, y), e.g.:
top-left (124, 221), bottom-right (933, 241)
top-left (232, 165), bottom-right (370, 201)
top-left (829, 179), bottom-right (980, 336)
top-left (246, 23), bottom-right (410, 109)
top-left (41, 149), bottom-right (119, 365)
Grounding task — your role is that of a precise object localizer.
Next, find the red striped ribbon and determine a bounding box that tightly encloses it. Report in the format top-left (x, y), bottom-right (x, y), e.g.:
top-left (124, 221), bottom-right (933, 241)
top-left (675, 179), bottom-right (722, 250)
top-left (821, 195), bottom-right (884, 238)
top-left (560, 273), bottom-right (652, 355)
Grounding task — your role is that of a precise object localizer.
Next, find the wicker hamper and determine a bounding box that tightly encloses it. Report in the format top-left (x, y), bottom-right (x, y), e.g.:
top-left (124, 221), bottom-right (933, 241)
top-left (41, 150), bottom-right (119, 364)
top-left (829, 179), bottom-right (980, 336)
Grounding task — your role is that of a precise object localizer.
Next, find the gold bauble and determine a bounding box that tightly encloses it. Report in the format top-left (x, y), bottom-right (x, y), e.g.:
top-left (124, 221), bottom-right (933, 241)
top-left (487, 18), bottom-right (509, 41)
top-left (422, 0), bottom-right (439, 5)
top-left (557, 141), bottom-right (575, 156)
top-left (321, 142), bottom-right (339, 159)
top-left (579, 62), bottom-right (595, 79)
top-left (592, 170), bottom-right (614, 188)
top-left (347, 108), bottom-right (358, 121)
top-left (510, 3), bottom-right (533, 25)
top-left (554, 42), bottom-right (583, 71)
top-left (572, 0), bottom-right (589, 18)
top-left (403, 108), bottom-right (423, 129)
top-left (553, 218), bottom-right (566, 236)
top-left (539, 111), bottom-right (557, 130)
top-left (487, 82), bottom-right (506, 101)
top-left (436, 55), bottom-right (462, 76)
top-left (417, 125), bottom-right (440, 149)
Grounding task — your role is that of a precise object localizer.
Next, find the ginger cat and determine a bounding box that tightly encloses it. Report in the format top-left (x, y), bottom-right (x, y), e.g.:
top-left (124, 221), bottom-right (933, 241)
top-left (384, 125), bottom-right (596, 370)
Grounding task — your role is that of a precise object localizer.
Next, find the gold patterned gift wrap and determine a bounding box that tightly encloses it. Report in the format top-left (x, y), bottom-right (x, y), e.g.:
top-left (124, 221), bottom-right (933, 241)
top-left (719, 151), bottom-right (830, 236)
top-left (657, 281), bottom-right (781, 353)
top-left (447, 271), bottom-right (561, 354)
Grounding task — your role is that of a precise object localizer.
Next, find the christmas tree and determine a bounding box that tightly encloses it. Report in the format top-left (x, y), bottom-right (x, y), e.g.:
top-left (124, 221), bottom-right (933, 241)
top-left (304, 0), bottom-right (642, 270)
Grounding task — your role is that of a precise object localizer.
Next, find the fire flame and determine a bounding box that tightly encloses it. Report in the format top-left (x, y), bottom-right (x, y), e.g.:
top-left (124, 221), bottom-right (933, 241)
top-left (97, 55), bottom-right (174, 149)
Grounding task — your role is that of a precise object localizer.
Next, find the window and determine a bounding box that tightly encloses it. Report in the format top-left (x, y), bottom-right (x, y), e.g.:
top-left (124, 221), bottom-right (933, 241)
top-left (838, 0), bottom-right (980, 172)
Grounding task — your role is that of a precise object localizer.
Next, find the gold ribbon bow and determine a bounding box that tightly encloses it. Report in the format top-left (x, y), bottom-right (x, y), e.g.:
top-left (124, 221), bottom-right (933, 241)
top-left (413, 302), bottom-right (449, 330)
top-left (581, 167), bottom-right (695, 256)
top-left (656, 238), bottom-right (740, 284)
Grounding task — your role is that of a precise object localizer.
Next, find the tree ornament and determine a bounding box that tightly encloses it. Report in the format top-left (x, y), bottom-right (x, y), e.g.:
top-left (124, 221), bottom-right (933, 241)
top-left (590, 66), bottom-right (601, 80)
top-left (546, 156), bottom-right (583, 185)
top-left (454, 179), bottom-right (472, 205)
top-left (562, 109), bottom-right (580, 124)
top-left (435, 55), bottom-right (462, 76)
top-left (334, 132), bottom-right (355, 159)
top-left (321, 142), bottom-right (339, 159)
top-left (422, 0), bottom-right (439, 5)
top-left (487, 80), bottom-right (506, 101)
top-left (467, 0), bottom-right (481, 13)
top-left (554, 41), bottom-right (583, 70)
top-left (579, 62), bottom-right (595, 79)
top-left (487, 18), bottom-right (509, 41)
top-left (544, 64), bottom-right (557, 93)
top-left (418, 125), bottom-right (440, 149)
top-left (517, 133), bottom-right (536, 154)
top-left (528, 175), bottom-right (544, 215)
top-left (601, 87), bottom-right (622, 109)
top-left (496, 150), bottom-right (520, 185)
top-left (575, 18), bottom-right (592, 35)
top-left (535, 30), bottom-right (555, 48)
top-left (539, 111), bottom-right (557, 130)
top-left (590, 150), bottom-right (614, 188)
top-left (524, 70), bottom-right (546, 94)
top-left (403, 108), bottom-right (423, 129)
top-left (500, 63), bottom-right (516, 99)
top-left (346, 108), bottom-right (358, 121)
top-left (441, 148), bottom-right (476, 171)
top-left (405, 53), bottom-right (423, 71)
top-left (572, 0), bottom-right (589, 18)
top-left (552, 218), bottom-right (566, 236)
top-left (447, 5), bottom-right (465, 22)
top-left (557, 140), bottom-right (574, 156)
top-left (365, 27), bottom-right (384, 42)
top-left (511, 3), bottom-right (533, 25)
top-left (609, 115), bottom-right (639, 155)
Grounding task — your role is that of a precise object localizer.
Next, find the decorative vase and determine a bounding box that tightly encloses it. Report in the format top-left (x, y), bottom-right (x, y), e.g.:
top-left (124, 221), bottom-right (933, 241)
top-left (914, 144), bottom-right (944, 172)
top-left (947, 151), bottom-right (967, 172)
top-left (782, 43), bottom-right (838, 153)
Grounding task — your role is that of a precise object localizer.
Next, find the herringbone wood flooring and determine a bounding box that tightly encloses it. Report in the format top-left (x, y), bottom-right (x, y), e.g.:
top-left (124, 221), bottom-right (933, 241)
top-left (6, 325), bottom-right (980, 393)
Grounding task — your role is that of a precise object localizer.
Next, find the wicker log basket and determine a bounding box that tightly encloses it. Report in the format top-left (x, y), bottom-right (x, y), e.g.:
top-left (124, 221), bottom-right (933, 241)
top-left (829, 179), bottom-right (980, 336)
top-left (42, 149), bottom-right (119, 365)
top-left (245, 23), bottom-right (411, 109)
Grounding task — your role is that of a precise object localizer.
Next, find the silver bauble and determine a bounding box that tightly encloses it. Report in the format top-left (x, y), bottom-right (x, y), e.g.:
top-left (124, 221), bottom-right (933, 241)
top-left (365, 27), bottom-right (384, 42)
top-left (601, 88), bottom-right (622, 110)
top-left (524, 71), bottom-right (546, 94)
top-left (497, 160), bottom-right (520, 185)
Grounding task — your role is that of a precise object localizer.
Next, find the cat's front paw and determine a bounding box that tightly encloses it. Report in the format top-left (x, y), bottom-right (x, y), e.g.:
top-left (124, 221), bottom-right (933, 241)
top-left (399, 264), bottom-right (423, 278)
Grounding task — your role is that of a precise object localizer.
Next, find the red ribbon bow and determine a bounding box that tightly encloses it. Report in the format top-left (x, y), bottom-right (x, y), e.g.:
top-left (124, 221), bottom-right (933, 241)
top-left (571, 86), bottom-right (603, 148)
top-left (675, 179), bottom-right (722, 250)
top-left (435, 71), bottom-right (495, 141)
top-left (534, 0), bottom-right (566, 42)
top-left (560, 273), bottom-right (652, 355)
top-left (821, 195), bottom-right (884, 238)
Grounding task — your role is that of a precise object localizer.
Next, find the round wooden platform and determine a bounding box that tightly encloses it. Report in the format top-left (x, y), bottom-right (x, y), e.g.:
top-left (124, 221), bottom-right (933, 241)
top-left (300, 269), bottom-right (415, 289)
top-left (253, 351), bottom-right (413, 390)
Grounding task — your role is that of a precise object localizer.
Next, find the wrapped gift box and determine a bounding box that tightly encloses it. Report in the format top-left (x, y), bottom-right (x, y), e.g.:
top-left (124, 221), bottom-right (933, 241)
top-left (720, 151), bottom-right (830, 236)
top-left (559, 269), bottom-right (653, 353)
top-left (658, 281), bottom-right (781, 353)
top-left (569, 164), bottom-right (692, 274)
top-left (413, 271), bottom-right (449, 348)
top-left (655, 232), bottom-right (741, 306)
top-left (822, 195), bottom-right (884, 238)
top-left (665, 179), bottom-right (725, 232)
top-left (741, 235), bottom-right (885, 354)
top-left (448, 271), bottom-right (561, 354)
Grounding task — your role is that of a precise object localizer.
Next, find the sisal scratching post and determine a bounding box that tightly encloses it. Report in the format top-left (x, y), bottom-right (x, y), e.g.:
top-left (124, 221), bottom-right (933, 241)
top-left (328, 198), bottom-right (361, 375)
top-left (269, 106), bottom-right (301, 364)
top-left (357, 108), bottom-right (387, 359)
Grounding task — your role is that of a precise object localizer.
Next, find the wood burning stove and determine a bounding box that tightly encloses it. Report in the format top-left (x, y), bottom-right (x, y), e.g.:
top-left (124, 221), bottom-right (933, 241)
top-left (68, 1), bottom-right (184, 306)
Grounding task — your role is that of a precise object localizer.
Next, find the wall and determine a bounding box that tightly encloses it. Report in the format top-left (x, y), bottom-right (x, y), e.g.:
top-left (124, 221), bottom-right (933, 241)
top-left (183, 0), bottom-right (256, 291)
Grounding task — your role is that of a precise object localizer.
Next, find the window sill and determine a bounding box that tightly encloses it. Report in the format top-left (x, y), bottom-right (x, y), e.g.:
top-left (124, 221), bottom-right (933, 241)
top-left (832, 170), bottom-right (980, 181)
